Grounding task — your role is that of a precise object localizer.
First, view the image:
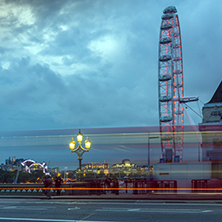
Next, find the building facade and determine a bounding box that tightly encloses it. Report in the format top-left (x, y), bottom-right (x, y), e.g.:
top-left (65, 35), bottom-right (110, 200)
top-left (199, 81), bottom-right (222, 162)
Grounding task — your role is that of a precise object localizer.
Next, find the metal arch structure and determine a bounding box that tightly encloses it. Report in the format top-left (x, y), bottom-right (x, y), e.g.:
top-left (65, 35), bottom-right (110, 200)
top-left (21, 159), bottom-right (48, 174)
top-left (21, 159), bottom-right (35, 167)
top-left (158, 6), bottom-right (184, 162)
top-left (29, 162), bottom-right (47, 174)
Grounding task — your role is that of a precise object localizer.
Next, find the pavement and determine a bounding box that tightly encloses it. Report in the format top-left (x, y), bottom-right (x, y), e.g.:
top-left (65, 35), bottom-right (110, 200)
top-left (1, 192), bottom-right (222, 200)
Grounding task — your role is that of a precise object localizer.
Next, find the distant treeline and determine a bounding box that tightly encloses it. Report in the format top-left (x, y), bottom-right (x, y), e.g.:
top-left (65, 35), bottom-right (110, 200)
top-left (0, 169), bottom-right (45, 183)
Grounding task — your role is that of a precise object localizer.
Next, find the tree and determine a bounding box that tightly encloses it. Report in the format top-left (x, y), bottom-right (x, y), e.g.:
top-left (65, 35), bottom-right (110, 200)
top-left (0, 169), bottom-right (15, 183)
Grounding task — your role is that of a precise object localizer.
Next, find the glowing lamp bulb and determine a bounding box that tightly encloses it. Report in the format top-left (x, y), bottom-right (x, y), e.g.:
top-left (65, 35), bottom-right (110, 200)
top-left (77, 129), bottom-right (83, 142)
top-left (85, 136), bottom-right (91, 149)
top-left (69, 137), bottom-right (75, 151)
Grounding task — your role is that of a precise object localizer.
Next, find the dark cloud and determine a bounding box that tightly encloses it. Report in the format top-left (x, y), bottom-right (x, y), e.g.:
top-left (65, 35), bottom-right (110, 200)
top-left (179, 0), bottom-right (222, 102)
top-left (0, 57), bottom-right (67, 130)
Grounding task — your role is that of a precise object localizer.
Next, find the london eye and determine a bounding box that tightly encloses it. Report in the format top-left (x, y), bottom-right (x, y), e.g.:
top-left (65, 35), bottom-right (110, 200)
top-left (158, 6), bottom-right (184, 162)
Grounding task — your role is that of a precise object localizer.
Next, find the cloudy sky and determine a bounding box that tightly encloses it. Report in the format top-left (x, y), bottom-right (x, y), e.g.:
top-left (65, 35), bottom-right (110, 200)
top-left (0, 0), bottom-right (221, 132)
top-left (1, 0), bottom-right (221, 169)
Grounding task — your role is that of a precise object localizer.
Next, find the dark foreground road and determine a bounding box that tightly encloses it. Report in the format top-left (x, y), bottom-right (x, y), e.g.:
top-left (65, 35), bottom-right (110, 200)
top-left (0, 198), bottom-right (222, 222)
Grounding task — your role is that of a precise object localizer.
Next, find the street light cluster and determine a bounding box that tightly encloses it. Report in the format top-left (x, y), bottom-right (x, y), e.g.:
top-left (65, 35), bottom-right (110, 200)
top-left (69, 129), bottom-right (91, 171)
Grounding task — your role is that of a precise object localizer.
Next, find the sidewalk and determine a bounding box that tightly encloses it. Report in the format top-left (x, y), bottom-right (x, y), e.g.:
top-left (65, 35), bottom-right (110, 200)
top-left (1, 192), bottom-right (222, 200)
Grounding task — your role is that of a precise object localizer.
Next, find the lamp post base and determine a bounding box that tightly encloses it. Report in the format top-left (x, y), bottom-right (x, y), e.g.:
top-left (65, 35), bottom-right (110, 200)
top-left (76, 168), bottom-right (84, 182)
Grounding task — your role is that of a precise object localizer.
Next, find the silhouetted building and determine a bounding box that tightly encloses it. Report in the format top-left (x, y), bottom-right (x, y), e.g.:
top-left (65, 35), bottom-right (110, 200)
top-left (82, 162), bottom-right (109, 176)
top-left (2, 156), bottom-right (24, 171)
top-left (199, 81), bottom-right (222, 161)
top-left (110, 159), bottom-right (139, 177)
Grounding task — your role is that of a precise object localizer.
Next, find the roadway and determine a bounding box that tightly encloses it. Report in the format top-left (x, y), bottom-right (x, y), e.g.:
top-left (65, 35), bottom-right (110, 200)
top-left (0, 198), bottom-right (222, 222)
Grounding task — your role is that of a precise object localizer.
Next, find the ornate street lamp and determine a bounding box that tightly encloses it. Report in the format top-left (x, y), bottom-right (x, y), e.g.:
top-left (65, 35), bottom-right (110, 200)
top-left (69, 129), bottom-right (91, 171)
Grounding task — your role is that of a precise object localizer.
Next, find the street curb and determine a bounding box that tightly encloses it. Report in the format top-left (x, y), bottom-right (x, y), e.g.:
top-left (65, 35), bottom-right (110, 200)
top-left (1, 193), bottom-right (222, 200)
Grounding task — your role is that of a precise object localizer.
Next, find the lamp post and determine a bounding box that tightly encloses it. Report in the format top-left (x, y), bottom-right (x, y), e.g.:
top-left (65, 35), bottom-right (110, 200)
top-left (148, 135), bottom-right (159, 167)
top-left (69, 129), bottom-right (91, 171)
top-left (148, 135), bottom-right (159, 181)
